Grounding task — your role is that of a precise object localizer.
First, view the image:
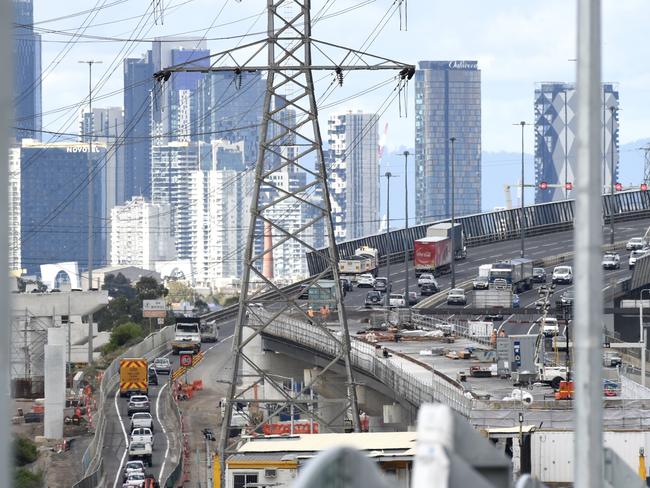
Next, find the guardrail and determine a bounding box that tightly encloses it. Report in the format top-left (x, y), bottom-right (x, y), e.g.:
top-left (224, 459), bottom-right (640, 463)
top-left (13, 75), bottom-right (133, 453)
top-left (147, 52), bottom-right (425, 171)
top-left (73, 326), bottom-right (175, 488)
top-left (162, 389), bottom-right (183, 487)
top-left (261, 312), bottom-right (472, 418)
top-left (306, 189), bottom-right (650, 275)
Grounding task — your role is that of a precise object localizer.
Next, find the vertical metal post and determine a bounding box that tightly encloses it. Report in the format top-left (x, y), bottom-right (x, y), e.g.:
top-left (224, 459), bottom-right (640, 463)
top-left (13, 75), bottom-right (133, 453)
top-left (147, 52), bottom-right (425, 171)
top-left (564, 89), bottom-right (569, 199)
top-left (0, 0), bottom-right (12, 485)
top-left (574, 1), bottom-right (603, 487)
top-left (403, 151), bottom-right (410, 299)
top-left (520, 121), bottom-right (526, 258)
top-left (384, 171), bottom-right (392, 306)
top-left (641, 289), bottom-right (650, 387)
top-left (79, 59), bottom-right (102, 365)
top-left (609, 105), bottom-right (616, 245)
top-left (450, 137), bottom-right (456, 288)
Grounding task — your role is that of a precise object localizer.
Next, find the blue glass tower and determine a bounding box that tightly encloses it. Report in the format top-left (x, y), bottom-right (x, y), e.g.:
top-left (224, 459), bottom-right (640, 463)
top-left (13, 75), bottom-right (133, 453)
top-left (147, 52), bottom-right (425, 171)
top-left (123, 52), bottom-right (153, 200)
top-left (414, 61), bottom-right (481, 224)
top-left (12, 0), bottom-right (42, 141)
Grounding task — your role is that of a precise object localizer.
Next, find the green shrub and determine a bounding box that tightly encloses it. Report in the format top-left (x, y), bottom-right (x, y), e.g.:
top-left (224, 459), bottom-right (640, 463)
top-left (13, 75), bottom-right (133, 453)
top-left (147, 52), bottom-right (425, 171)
top-left (110, 322), bottom-right (144, 348)
top-left (14, 468), bottom-right (43, 488)
top-left (14, 437), bottom-right (38, 466)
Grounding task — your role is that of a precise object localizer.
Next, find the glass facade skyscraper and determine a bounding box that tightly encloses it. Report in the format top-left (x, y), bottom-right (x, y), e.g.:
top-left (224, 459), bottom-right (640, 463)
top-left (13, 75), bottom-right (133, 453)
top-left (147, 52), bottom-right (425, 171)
top-left (123, 52), bottom-right (153, 200)
top-left (12, 0), bottom-right (42, 141)
top-left (20, 141), bottom-right (107, 275)
top-left (414, 61), bottom-right (481, 224)
top-left (534, 82), bottom-right (619, 203)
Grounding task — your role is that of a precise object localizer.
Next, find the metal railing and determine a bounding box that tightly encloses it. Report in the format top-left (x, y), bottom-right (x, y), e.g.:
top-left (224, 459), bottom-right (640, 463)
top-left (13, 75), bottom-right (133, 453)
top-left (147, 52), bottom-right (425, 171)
top-left (306, 189), bottom-right (650, 275)
top-left (73, 326), bottom-right (175, 487)
top-left (262, 312), bottom-right (472, 418)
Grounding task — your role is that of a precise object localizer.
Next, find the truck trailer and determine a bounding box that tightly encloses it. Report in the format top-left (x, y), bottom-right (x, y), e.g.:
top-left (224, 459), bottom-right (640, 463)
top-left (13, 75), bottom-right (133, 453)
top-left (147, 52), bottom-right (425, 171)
top-left (488, 258), bottom-right (534, 292)
top-left (338, 246), bottom-right (379, 279)
top-left (414, 236), bottom-right (452, 277)
top-left (426, 223), bottom-right (467, 260)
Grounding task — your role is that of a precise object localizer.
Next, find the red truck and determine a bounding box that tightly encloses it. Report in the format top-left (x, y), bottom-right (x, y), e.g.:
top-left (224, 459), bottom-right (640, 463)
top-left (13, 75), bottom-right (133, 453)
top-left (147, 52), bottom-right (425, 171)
top-left (414, 236), bottom-right (452, 277)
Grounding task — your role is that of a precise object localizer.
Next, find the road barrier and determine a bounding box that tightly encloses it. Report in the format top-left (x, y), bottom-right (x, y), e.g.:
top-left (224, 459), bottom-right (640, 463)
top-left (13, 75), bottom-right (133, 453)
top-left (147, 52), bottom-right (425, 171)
top-left (260, 312), bottom-right (472, 418)
top-left (306, 189), bottom-right (650, 276)
top-left (73, 326), bottom-right (175, 488)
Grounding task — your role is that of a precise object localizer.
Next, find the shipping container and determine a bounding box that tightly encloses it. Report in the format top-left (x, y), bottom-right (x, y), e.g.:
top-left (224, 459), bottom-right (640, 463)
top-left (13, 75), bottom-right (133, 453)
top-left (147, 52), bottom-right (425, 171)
top-left (413, 237), bottom-right (452, 276)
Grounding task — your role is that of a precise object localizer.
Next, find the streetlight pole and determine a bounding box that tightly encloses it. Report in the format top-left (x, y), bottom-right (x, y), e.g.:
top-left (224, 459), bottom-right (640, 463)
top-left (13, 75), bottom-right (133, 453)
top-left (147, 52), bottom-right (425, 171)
top-left (514, 121), bottom-right (530, 258)
top-left (384, 171), bottom-right (393, 307)
top-left (79, 59), bottom-right (102, 365)
top-left (449, 137), bottom-right (456, 289)
top-left (609, 105), bottom-right (616, 245)
top-left (403, 151), bottom-right (410, 299)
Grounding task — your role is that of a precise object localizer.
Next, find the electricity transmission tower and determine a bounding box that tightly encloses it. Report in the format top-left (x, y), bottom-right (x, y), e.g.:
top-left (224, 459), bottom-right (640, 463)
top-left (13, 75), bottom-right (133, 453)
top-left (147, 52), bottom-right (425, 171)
top-left (155, 0), bottom-right (413, 477)
top-left (641, 144), bottom-right (650, 185)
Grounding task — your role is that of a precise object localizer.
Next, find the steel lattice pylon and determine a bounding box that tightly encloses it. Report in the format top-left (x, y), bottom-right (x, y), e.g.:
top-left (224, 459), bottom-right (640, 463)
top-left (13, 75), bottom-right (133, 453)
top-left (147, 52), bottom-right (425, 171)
top-left (155, 0), bottom-right (413, 478)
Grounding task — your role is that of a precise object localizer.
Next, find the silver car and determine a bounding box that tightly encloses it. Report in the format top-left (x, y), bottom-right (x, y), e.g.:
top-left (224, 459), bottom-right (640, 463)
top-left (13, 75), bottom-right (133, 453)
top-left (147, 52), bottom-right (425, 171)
top-left (446, 288), bottom-right (467, 305)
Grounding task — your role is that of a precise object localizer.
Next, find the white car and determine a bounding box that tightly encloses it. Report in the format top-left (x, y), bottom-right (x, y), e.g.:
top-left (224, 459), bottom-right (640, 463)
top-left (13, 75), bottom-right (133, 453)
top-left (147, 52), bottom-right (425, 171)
top-left (128, 442), bottom-right (153, 467)
top-left (601, 253), bottom-right (621, 270)
top-left (552, 266), bottom-right (573, 284)
top-left (130, 427), bottom-right (154, 449)
top-left (538, 317), bottom-right (559, 337)
top-left (122, 472), bottom-right (146, 487)
top-left (122, 460), bottom-right (146, 483)
top-left (446, 288), bottom-right (467, 305)
top-left (388, 293), bottom-right (406, 308)
top-left (130, 412), bottom-right (154, 433)
top-left (357, 273), bottom-right (375, 288)
top-left (629, 249), bottom-right (649, 269)
top-left (417, 273), bottom-right (437, 287)
top-left (626, 237), bottom-right (646, 251)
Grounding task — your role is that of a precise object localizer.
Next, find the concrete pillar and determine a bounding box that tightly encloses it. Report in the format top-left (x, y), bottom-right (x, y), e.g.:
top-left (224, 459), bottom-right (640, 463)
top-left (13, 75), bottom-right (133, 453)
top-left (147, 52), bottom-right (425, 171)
top-left (44, 328), bottom-right (66, 439)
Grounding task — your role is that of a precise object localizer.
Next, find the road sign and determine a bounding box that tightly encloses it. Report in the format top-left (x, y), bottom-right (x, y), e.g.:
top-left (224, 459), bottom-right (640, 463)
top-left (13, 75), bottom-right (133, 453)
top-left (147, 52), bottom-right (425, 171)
top-left (513, 341), bottom-right (521, 367)
top-left (143, 299), bottom-right (166, 318)
top-left (180, 353), bottom-right (193, 367)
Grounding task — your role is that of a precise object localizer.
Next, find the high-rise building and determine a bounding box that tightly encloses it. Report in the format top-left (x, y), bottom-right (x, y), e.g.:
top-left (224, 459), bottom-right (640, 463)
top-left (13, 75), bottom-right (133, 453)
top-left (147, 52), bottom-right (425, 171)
top-left (123, 52), bottom-right (153, 200)
top-left (12, 0), bottom-right (42, 142)
top-left (110, 197), bottom-right (176, 270)
top-left (534, 82), bottom-right (619, 203)
top-left (151, 141), bottom-right (210, 263)
top-left (196, 71), bottom-right (265, 165)
top-left (151, 38), bottom-right (209, 145)
top-left (327, 110), bottom-right (379, 240)
top-left (20, 140), bottom-right (107, 275)
top-left (80, 107), bottom-right (126, 209)
top-left (190, 141), bottom-right (251, 287)
top-left (9, 147), bottom-right (21, 272)
top-left (414, 61), bottom-right (481, 224)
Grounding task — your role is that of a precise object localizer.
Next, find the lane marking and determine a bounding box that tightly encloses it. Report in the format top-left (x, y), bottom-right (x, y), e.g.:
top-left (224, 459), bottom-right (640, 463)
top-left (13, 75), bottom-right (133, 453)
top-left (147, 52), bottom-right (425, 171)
top-left (112, 388), bottom-right (129, 488)
top-left (157, 382), bottom-right (170, 480)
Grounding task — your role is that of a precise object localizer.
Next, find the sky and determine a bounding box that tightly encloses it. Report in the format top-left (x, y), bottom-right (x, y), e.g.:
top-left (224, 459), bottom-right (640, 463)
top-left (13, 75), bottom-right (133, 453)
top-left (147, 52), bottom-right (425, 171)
top-left (32, 0), bottom-right (650, 155)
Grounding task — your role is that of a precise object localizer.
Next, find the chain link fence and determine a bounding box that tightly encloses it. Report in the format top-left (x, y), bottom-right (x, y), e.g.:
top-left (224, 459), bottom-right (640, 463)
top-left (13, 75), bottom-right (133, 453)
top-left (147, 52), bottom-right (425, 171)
top-left (262, 312), bottom-right (472, 418)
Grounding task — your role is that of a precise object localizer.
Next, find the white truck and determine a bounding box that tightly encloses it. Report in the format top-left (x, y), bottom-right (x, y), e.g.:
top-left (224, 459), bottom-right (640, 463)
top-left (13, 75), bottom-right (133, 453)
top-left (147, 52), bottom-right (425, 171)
top-left (171, 317), bottom-right (201, 354)
top-left (338, 246), bottom-right (379, 280)
top-left (128, 441), bottom-right (153, 467)
top-left (130, 427), bottom-right (154, 449)
top-left (200, 320), bottom-right (219, 343)
top-left (130, 412), bottom-right (154, 433)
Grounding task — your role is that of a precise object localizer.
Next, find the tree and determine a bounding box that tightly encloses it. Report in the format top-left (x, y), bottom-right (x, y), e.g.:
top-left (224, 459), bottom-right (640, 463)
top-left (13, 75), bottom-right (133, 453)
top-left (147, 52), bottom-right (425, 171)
top-left (103, 273), bottom-right (135, 299)
top-left (166, 280), bottom-right (193, 304)
top-left (135, 276), bottom-right (167, 301)
top-left (95, 296), bottom-right (139, 332)
top-left (194, 298), bottom-right (210, 315)
top-left (103, 322), bottom-right (145, 354)
top-left (14, 468), bottom-right (43, 488)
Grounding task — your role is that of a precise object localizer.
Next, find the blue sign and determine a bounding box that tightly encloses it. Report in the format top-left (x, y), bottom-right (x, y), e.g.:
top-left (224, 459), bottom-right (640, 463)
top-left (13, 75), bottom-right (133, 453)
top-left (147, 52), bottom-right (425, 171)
top-left (513, 341), bottom-right (521, 368)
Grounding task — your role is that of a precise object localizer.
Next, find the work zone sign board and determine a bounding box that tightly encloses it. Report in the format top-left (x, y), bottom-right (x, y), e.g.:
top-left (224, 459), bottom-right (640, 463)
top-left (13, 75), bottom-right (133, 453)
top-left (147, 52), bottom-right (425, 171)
top-left (143, 299), bottom-right (166, 318)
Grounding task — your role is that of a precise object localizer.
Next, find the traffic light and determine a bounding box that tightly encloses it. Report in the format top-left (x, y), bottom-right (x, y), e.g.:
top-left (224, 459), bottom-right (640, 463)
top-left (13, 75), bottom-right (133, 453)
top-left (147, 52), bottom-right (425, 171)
top-left (642, 183), bottom-right (648, 191)
top-left (615, 182), bottom-right (623, 191)
top-left (539, 181), bottom-right (548, 190)
top-left (565, 182), bottom-right (573, 191)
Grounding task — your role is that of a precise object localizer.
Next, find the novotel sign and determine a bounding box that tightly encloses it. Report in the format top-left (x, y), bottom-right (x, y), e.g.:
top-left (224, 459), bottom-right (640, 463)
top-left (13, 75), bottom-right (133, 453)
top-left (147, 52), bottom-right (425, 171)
top-left (65, 146), bottom-right (101, 153)
top-left (448, 60), bottom-right (478, 70)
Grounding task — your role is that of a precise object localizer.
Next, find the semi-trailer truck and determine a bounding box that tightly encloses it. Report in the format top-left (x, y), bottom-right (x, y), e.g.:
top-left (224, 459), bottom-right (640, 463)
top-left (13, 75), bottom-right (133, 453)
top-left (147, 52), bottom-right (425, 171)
top-left (426, 223), bottom-right (467, 260)
top-left (414, 236), bottom-right (452, 277)
top-left (488, 258), bottom-right (534, 292)
top-left (338, 246), bottom-right (379, 279)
